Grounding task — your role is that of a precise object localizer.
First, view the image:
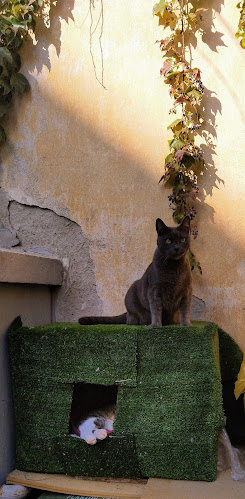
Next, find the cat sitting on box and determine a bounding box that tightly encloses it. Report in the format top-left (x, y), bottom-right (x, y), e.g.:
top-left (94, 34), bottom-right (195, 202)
top-left (79, 216), bottom-right (192, 327)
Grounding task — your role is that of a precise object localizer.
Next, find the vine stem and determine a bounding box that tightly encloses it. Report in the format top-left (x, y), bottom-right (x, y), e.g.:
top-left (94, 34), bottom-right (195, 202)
top-left (180, 0), bottom-right (185, 124)
top-left (89, 0), bottom-right (107, 90)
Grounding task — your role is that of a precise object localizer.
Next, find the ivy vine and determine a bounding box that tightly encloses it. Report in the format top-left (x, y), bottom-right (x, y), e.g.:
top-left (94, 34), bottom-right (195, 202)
top-left (153, 0), bottom-right (210, 272)
top-left (0, 0), bottom-right (53, 146)
top-left (236, 1), bottom-right (245, 47)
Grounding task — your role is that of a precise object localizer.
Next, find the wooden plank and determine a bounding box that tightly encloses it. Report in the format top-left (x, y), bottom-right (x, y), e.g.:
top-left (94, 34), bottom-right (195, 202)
top-left (141, 472), bottom-right (245, 499)
top-left (6, 470), bottom-right (147, 499)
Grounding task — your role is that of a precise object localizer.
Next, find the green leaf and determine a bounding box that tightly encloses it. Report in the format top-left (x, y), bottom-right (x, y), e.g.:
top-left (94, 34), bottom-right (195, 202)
top-left (173, 207), bottom-right (185, 223)
top-left (0, 124), bottom-right (6, 145)
top-left (0, 47), bottom-right (12, 64)
top-left (10, 17), bottom-right (28, 28)
top-left (10, 73), bottom-right (30, 93)
top-left (12, 53), bottom-right (21, 73)
top-left (0, 101), bottom-right (10, 118)
top-left (165, 152), bottom-right (174, 164)
top-left (169, 137), bottom-right (185, 151)
top-left (188, 250), bottom-right (202, 274)
top-left (0, 77), bottom-right (11, 95)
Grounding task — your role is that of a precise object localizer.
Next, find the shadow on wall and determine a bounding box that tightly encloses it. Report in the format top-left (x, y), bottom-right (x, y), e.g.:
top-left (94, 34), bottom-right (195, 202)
top-left (26, 0), bottom-right (75, 73)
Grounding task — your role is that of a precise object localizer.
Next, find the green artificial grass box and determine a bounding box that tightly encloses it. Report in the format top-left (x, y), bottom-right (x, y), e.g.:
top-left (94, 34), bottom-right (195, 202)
top-left (9, 319), bottom-right (239, 482)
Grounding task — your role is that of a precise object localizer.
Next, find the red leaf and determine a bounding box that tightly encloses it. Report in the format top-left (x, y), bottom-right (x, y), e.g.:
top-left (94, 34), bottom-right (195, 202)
top-left (160, 59), bottom-right (172, 76)
top-left (174, 96), bottom-right (190, 104)
top-left (192, 68), bottom-right (201, 81)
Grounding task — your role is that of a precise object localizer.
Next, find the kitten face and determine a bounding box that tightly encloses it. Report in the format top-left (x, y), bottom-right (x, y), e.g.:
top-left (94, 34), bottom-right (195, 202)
top-left (156, 217), bottom-right (190, 260)
top-left (94, 414), bottom-right (115, 432)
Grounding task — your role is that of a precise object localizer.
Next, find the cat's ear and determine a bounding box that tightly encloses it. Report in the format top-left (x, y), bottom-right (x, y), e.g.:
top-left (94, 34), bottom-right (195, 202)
top-left (156, 218), bottom-right (168, 234)
top-left (179, 215), bottom-right (191, 232)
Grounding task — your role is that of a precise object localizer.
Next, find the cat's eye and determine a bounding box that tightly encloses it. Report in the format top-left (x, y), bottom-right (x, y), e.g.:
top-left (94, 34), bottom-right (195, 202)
top-left (180, 237), bottom-right (186, 243)
top-left (165, 238), bottom-right (171, 244)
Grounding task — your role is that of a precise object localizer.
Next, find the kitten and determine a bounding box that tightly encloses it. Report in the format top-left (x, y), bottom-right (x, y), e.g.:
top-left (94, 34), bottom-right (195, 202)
top-left (79, 216), bottom-right (192, 327)
top-left (70, 404), bottom-right (116, 445)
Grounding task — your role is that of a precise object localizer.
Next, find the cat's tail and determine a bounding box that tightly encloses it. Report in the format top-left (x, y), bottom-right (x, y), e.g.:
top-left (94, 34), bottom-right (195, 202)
top-left (78, 313), bottom-right (127, 325)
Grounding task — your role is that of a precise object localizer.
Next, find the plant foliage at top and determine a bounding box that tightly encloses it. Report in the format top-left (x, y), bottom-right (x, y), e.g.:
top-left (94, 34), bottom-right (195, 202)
top-left (0, 0), bottom-right (49, 145)
top-left (236, 1), bottom-right (245, 48)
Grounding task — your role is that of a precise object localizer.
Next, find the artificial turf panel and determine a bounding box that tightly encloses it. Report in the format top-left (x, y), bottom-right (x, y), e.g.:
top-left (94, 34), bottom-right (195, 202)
top-left (8, 320), bottom-right (241, 481)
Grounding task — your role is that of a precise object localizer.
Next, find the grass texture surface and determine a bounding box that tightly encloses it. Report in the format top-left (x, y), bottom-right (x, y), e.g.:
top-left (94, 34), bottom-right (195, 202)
top-left (8, 320), bottom-right (239, 481)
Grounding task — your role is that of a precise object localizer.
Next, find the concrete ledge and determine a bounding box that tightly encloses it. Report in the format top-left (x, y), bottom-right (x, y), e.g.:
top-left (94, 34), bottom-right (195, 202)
top-left (0, 249), bottom-right (63, 285)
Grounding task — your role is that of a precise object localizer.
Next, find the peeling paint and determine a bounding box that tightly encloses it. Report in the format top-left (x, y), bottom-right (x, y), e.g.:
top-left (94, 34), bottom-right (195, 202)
top-left (7, 201), bottom-right (103, 322)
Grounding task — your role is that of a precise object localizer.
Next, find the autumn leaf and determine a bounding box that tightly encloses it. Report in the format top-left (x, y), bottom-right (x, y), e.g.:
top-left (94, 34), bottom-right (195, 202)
top-left (167, 118), bottom-right (183, 130)
top-left (174, 96), bottom-right (190, 105)
top-left (160, 58), bottom-right (172, 76)
top-left (185, 88), bottom-right (203, 101)
top-left (153, 0), bottom-right (167, 18)
top-left (175, 149), bottom-right (186, 162)
top-left (158, 37), bottom-right (171, 49)
top-left (192, 68), bottom-right (201, 81)
top-left (240, 37), bottom-right (245, 48)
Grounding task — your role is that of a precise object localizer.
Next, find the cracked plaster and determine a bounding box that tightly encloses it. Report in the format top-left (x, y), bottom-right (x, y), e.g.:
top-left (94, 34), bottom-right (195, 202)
top-left (0, 196), bottom-right (103, 322)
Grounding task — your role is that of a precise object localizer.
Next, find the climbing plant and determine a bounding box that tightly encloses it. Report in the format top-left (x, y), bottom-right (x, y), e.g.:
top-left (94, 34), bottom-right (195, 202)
top-left (153, 0), bottom-right (209, 272)
top-left (0, 0), bottom-right (53, 145)
top-left (236, 1), bottom-right (245, 47)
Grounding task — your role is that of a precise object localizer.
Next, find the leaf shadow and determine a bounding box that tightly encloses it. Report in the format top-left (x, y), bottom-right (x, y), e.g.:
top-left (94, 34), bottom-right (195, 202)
top-left (25, 0), bottom-right (75, 74)
top-left (190, 1), bottom-right (225, 224)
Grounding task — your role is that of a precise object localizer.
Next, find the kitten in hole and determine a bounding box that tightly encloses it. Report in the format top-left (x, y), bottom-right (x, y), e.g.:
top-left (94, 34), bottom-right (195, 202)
top-left (69, 383), bottom-right (117, 445)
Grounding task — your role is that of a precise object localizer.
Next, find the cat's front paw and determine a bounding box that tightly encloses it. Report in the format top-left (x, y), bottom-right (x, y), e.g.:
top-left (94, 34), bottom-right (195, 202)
top-left (148, 322), bottom-right (162, 328)
top-left (180, 320), bottom-right (192, 326)
top-left (85, 436), bottom-right (97, 445)
top-left (94, 429), bottom-right (107, 440)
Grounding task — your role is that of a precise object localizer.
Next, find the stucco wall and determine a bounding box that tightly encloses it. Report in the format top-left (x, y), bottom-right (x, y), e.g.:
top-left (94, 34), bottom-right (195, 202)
top-left (1, 1), bottom-right (245, 348)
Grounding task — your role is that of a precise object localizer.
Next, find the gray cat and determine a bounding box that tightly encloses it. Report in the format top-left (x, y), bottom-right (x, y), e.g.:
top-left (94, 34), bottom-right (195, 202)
top-left (79, 216), bottom-right (192, 327)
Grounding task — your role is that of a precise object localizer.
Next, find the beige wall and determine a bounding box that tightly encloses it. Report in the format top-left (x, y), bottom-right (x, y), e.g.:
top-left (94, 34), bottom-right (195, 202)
top-left (1, 1), bottom-right (245, 348)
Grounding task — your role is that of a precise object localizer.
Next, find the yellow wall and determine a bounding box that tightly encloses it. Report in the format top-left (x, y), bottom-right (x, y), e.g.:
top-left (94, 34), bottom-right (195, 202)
top-left (2, 1), bottom-right (245, 348)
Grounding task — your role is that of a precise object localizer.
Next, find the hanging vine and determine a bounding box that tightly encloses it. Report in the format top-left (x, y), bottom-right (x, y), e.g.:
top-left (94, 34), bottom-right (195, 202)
top-left (236, 1), bottom-right (245, 47)
top-left (89, 0), bottom-right (106, 89)
top-left (153, 0), bottom-right (209, 272)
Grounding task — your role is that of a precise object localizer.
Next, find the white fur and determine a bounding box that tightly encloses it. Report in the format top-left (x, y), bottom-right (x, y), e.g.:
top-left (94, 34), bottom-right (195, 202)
top-left (71, 416), bottom-right (114, 445)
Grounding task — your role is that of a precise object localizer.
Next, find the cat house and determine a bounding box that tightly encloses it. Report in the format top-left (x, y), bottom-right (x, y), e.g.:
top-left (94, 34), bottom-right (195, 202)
top-left (8, 319), bottom-right (242, 481)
